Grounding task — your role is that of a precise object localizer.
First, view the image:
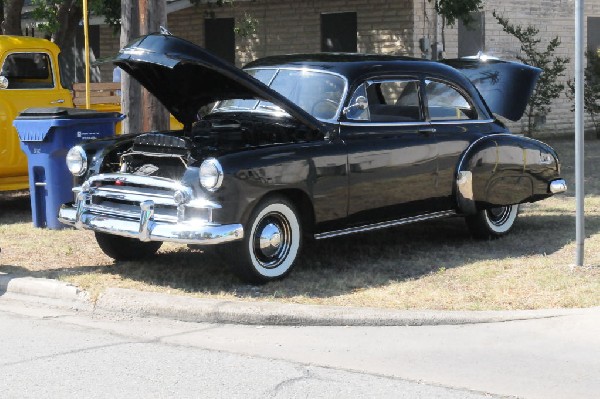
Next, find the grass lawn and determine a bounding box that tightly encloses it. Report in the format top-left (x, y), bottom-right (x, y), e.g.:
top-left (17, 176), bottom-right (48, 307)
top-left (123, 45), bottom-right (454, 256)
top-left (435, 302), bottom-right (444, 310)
top-left (1, 138), bottom-right (599, 310)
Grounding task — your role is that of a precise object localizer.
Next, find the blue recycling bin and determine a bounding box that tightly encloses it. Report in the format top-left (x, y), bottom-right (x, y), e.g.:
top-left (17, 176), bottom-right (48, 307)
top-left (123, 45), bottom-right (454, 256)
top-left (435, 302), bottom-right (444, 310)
top-left (14, 107), bottom-right (124, 229)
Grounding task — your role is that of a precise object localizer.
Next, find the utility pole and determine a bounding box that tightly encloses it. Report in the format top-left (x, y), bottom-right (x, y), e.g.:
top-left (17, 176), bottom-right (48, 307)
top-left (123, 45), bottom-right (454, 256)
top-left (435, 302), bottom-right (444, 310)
top-left (120, 0), bottom-right (169, 134)
top-left (575, 0), bottom-right (585, 266)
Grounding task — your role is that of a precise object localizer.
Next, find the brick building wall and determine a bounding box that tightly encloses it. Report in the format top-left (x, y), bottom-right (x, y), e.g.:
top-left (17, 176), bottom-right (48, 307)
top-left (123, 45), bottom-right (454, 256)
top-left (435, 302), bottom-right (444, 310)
top-left (98, 0), bottom-right (416, 80)
top-left (96, 0), bottom-right (600, 137)
top-left (431, 1), bottom-right (600, 136)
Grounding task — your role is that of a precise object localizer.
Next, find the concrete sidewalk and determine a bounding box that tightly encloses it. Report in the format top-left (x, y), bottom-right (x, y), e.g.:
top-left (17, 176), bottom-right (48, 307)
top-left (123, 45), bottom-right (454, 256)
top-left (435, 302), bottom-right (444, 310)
top-left (0, 273), bottom-right (593, 326)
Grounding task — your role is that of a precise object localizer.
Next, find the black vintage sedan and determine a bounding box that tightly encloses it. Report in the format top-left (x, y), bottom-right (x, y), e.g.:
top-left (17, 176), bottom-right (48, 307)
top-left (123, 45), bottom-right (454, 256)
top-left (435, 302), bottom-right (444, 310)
top-left (59, 33), bottom-right (566, 283)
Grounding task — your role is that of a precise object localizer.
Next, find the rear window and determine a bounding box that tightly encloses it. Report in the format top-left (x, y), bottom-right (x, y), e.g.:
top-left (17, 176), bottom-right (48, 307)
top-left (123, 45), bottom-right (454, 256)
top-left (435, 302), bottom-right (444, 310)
top-left (1, 52), bottom-right (54, 89)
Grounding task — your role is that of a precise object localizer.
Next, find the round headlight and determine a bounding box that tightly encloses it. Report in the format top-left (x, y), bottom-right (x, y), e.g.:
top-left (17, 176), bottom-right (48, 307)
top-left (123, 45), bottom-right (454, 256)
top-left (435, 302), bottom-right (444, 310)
top-left (199, 158), bottom-right (223, 191)
top-left (66, 146), bottom-right (87, 176)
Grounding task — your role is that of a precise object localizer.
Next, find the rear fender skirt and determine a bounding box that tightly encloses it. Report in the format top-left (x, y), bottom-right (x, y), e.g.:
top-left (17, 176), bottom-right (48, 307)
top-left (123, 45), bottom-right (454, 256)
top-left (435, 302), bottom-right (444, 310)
top-left (455, 134), bottom-right (559, 212)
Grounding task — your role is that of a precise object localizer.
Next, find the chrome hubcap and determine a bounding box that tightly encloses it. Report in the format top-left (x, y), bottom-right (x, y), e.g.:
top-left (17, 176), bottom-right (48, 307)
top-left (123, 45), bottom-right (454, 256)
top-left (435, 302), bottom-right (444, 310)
top-left (486, 206), bottom-right (512, 226)
top-left (259, 223), bottom-right (282, 258)
top-left (253, 212), bottom-right (292, 269)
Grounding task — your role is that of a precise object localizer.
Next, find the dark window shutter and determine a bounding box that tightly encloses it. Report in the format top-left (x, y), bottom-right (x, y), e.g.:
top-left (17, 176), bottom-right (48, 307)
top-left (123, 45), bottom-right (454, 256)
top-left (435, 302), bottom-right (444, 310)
top-left (321, 12), bottom-right (357, 53)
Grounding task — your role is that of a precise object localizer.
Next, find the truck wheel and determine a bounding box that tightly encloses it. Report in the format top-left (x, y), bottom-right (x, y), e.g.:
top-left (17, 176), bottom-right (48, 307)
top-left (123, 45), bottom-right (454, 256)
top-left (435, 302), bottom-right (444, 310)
top-left (224, 196), bottom-right (302, 284)
top-left (95, 232), bottom-right (162, 261)
top-left (465, 204), bottom-right (519, 239)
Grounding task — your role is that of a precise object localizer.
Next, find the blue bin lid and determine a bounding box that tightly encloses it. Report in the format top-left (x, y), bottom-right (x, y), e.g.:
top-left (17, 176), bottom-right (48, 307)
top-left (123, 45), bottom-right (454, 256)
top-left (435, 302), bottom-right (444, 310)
top-left (16, 107), bottom-right (122, 120)
top-left (14, 107), bottom-right (124, 142)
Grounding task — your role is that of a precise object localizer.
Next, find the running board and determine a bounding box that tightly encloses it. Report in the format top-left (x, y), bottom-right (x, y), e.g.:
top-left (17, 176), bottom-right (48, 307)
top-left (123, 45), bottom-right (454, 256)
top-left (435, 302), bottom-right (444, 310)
top-left (314, 210), bottom-right (457, 240)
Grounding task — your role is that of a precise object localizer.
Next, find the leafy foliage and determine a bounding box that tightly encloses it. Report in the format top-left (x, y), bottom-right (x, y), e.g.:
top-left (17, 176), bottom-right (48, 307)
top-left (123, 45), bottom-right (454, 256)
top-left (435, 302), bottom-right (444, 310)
top-left (193, 0), bottom-right (258, 37)
top-left (31, 0), bottom-right (120, 38)
top-left (493, 11), bottom-right (570, 136)
top-left (428, 0), bottom-right (483, 26)
top-left (567, 50), bottom-right (600, 137)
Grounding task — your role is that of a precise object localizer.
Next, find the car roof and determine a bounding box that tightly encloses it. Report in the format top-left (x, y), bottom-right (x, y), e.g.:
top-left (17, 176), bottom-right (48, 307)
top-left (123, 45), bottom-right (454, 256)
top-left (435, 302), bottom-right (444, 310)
top-left (244, 53), bottom-right (473, 87)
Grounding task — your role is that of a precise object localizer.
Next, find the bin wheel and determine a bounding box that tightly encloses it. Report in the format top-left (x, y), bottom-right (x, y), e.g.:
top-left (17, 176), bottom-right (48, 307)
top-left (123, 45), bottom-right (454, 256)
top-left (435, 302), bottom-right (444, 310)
top-left (95, 232), bottom-right (162, 261)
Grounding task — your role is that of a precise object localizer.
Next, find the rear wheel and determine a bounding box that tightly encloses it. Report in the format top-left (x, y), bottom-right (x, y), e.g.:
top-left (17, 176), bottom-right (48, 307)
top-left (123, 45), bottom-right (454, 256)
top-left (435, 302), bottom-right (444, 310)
top-left (465, 204), bottom-right (519, 239)
top-left (220, 196), bottom-right (302, 284)
top-left (95, 232), bottom-right (162, 261)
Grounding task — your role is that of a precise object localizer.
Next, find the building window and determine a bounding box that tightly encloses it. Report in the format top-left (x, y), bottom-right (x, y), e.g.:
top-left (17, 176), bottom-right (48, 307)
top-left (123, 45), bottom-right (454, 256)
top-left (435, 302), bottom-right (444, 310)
top-left (321, 12), bottom-right (357, 52)
top-left (588, 17), bottom-right (600, 54)
top-left (205, 18), bottom-right (235, 64)
top-left (458, 12), bottom-right (485, 57)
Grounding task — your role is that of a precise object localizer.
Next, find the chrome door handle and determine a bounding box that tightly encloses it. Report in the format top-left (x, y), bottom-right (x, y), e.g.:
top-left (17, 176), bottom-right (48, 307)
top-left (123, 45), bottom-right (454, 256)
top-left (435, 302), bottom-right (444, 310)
top-left (50, 99), bottom-right (65, 104)
top-left (418, 128), bottom-right (436, 135)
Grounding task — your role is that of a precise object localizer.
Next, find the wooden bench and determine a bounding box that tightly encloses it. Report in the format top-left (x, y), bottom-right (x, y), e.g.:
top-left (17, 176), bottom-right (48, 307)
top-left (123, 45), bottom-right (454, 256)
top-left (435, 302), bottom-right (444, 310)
top-left (72, 82), bottom-right (121, 106)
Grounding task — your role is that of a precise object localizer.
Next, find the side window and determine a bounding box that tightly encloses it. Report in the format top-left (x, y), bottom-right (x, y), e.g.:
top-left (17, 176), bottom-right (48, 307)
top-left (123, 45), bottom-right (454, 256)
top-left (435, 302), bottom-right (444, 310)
top-left (1, 52), bottom-right (54, 89)
top-left (425, 79), bottom-right (477, 120)
top-left (366, 79), bottom-right (422, 122)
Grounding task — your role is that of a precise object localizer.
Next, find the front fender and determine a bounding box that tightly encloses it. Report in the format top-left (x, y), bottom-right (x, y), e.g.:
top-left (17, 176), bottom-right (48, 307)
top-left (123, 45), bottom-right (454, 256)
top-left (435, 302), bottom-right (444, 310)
top-left (456, 134), bottom-right (561, 214)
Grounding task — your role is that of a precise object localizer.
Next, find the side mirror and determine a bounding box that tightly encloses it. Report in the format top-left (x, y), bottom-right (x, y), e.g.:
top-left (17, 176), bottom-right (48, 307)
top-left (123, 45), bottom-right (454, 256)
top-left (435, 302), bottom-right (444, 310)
top-left (342, 95), bottom-right (368, 115)
top-left (0, 76), bottom-right (8, 89)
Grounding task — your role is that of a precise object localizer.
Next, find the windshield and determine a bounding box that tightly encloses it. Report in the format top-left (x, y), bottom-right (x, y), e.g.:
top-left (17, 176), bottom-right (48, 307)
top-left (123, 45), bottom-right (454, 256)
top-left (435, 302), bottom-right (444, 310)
top-left (214, 68), bottom-right (346, 121)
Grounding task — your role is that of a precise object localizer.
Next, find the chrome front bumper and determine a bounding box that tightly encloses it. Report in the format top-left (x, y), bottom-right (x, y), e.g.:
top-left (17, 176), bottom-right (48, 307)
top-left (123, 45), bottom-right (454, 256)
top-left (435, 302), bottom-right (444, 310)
top-left (58, 199), bottom-right (244, 245)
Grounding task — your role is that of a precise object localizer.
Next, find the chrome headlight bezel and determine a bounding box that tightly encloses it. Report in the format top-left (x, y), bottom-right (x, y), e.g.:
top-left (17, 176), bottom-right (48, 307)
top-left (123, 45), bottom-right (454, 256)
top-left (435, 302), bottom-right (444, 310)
top-left (66, 146), bottom-right (88, 176)
top-left (199, 158), bottom-right (223, 192)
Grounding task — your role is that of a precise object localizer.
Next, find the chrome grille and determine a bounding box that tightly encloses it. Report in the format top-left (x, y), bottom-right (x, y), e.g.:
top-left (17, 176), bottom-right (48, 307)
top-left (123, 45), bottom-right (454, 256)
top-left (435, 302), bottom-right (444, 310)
top-left (79, 173), bottom-right (214, 223)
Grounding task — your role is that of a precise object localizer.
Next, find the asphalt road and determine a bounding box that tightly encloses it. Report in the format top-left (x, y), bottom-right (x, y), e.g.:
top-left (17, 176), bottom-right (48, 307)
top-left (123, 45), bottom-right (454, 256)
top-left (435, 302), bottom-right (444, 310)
top-left (1, 299), bottom-right (598, 398)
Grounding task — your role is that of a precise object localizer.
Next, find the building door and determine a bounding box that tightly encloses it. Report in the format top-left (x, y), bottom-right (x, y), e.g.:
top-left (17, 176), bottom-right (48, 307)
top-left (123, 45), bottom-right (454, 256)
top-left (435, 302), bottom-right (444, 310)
top-left (321, 12), bottom-right (357, 52)
top-left (205, 18), bottom-right (235, 64)
top-left (458, 12), bottom-right (485, 57)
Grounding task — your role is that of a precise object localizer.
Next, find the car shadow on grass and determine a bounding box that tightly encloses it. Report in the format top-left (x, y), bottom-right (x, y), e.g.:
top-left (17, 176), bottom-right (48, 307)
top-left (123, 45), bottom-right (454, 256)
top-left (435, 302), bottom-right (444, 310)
top-left (0, 211), bottom-right (591, 302)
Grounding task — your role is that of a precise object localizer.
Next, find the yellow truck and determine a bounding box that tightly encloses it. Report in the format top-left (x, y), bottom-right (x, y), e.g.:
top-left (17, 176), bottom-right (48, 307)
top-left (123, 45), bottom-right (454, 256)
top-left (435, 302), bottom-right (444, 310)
top-left (0, 35), bottom-right (181, 191)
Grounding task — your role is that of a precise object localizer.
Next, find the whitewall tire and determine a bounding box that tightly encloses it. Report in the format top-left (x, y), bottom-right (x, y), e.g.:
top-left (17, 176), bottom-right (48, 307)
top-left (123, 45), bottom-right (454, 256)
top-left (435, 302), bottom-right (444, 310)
top-left (225, 196), bottom-right (302, 284)
top-left (465, 204), bottom-right (519, 239)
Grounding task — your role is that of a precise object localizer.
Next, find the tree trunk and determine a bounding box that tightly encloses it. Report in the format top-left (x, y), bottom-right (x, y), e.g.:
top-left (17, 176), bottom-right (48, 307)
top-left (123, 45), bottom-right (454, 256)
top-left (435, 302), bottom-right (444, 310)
top-left (120, 0), bottom-right (142, 134)
top-left (53, 0), bottom-right (82, 50)
top-left (120, 0), bottom-right (169, 134)
top-left (0, 1), bottom-right (5, 33)
top-left (3, 0), bottom-right (25, 35)
top-left (139, 0), bottom-right (169, 132)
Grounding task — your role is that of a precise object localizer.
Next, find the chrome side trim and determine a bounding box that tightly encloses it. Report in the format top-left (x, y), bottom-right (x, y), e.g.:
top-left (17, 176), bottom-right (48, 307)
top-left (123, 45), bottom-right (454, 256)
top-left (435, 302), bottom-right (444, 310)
top-left (340, 121), bottom-right (425, 127)
top-left (431, 119), bottom-right (494, 125)
top-left (314, 210), bottom-right (456, 240)
top-left (549, 179), bottom-right (567, 194)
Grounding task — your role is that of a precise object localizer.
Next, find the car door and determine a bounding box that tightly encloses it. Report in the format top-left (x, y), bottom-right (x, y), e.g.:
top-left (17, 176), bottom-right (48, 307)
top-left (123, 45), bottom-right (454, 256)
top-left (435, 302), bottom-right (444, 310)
top-left (423, 77), bottom-right (495, 211)
top-left (0, 50), bottom-right (71, 185)
top-left (339, 77), bottom-right (438, 224)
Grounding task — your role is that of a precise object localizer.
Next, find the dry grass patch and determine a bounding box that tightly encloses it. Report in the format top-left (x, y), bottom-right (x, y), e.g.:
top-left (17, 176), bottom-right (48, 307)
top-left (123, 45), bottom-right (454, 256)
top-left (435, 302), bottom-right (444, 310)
top-left (1, 138), bottom-right (599, 310)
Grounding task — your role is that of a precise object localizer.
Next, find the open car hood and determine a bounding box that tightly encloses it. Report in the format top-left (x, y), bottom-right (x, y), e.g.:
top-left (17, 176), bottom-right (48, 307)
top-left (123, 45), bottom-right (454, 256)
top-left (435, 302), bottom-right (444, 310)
top-left (112, 33), bottom-right (325, 131)
top-left (442, 58), bottom-right (541, 121)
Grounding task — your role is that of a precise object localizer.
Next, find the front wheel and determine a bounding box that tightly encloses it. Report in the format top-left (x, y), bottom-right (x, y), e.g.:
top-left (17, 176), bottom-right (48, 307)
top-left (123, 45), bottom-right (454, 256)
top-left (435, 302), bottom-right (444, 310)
top-left (222, 196), bottom-right (302, 284)
top-left (465, 204), bottom-right (519, 239)
top-left (95, 232), bottom-right (163, 261)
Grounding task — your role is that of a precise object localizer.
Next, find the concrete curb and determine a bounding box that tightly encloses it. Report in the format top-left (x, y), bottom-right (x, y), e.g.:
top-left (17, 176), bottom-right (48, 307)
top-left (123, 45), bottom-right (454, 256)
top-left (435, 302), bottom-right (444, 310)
top-left (0, 275), bottom-right (591, 326)
top-left (95, 287), bottom-right (588, 326)
top-left (0, 275), bottom-right (86, 302)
